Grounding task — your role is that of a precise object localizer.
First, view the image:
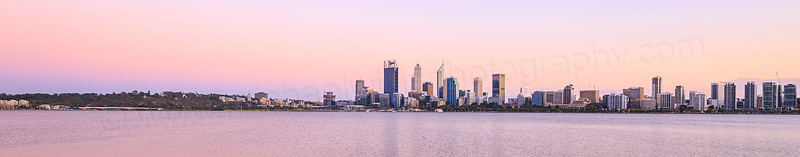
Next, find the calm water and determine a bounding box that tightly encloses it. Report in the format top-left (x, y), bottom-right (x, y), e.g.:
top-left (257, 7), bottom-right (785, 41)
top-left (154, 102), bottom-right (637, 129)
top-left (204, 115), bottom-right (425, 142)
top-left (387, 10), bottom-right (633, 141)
top-left (1, 111), bottom-right (799, 157)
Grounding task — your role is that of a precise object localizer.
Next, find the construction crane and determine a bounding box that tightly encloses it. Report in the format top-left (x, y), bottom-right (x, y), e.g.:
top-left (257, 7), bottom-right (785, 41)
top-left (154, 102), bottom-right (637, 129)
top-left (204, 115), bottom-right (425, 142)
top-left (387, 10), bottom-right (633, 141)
top-left (776, 72), bottom-right (782, 86)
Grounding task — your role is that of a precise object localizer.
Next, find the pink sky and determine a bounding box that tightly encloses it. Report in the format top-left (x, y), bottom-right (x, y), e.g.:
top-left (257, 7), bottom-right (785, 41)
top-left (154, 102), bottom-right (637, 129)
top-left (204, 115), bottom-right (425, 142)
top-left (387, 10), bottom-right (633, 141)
top-left (2, 0), bottom-right (800, 100)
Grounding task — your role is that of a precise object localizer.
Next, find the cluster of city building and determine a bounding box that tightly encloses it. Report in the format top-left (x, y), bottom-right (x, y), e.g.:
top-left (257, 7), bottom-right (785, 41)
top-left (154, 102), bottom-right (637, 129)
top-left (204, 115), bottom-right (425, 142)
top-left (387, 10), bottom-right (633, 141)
top-left (218, 91), bottom-right (312, 108)
top-left (0, 99), bottom-right (30, 110)
top-left (341, 60), bottom-right (798, 111)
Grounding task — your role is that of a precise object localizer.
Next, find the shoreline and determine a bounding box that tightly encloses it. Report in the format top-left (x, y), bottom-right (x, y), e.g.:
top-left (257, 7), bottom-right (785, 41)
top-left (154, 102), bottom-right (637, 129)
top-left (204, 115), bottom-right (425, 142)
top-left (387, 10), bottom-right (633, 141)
top-left (3, 109), bottom-right (799, 115)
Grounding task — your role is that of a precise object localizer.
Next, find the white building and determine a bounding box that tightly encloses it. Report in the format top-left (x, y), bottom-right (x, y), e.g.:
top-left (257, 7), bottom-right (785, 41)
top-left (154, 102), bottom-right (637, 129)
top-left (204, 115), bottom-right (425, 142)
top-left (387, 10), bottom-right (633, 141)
top-left (657, 93), bottom-right (674, 109)
top-left (606, 93), bottom-right (629, 110)
top-left (689, 91), bottom-right (706, 110)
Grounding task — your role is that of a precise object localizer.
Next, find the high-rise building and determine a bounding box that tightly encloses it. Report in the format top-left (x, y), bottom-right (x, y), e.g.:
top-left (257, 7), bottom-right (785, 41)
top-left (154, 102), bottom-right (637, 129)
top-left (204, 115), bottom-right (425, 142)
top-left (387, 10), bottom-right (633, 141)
top-left (436, 62), bottom-right (445, 98)
top-left (474, 77), bottom-right (482, 98)
top-left (711, 83), bottom-right (719, 99)
top-left (657, 93), bottom-right (673, 109)
top-left (412, 63), bottom-right (422, 91)
top-left (689, 91), bottom-right (706, 110)
top-left (605, 93), bottom-right (629, 110)
top-left (778, 85), bottom-right (784, 108)
top-left (356, 80), bottom-right (365, 99)
top-left (492, 74), bottom-right (506, 104)
top-left (623, 87), bottom-right (645, 101)
top-left (744, 82), bottom-right (757, 109)
top-left (532, 91), bottom-right (545, 106)
top-left (553, 90), bottom-right (564, 104)
top-left (391, 93), bottom-right (403, 108)
top-left (422, 82), bottom-right (434, 97)
top-left (674, 85), bottom-right (685, 107)
top-left (563, 84), bottom-right (575, 104)
top-left (763, 82), bottom-right (778, 110)
top-left (580, 90), bottom-right (599, 103)
top-left (384, 60), bottom-right (398, 94)
top-left (784, 84), bottom-right (797, 109)
top-left (652, 76), bottom-right (662, 98)
top-left (445, 77), bottom-right (459, 106)
top-left (724, 82), bottom-right (736, 110)
top-left (520, 86), bottom-right (530, 95)
top-left (323, 92), bottom-right (336, 106)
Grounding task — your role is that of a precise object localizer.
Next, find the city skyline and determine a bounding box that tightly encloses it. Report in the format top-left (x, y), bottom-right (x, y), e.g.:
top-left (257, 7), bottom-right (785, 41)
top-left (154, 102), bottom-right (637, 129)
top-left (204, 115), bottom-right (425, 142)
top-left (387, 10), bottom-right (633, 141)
top-left (2, 1), bottom-right (800, 101)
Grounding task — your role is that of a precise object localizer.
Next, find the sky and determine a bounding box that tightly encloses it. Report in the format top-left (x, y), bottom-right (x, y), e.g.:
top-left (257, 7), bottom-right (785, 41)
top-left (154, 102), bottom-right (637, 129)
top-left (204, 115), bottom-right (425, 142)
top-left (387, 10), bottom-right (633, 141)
top-left (2, 0), bottom-right (800, 101)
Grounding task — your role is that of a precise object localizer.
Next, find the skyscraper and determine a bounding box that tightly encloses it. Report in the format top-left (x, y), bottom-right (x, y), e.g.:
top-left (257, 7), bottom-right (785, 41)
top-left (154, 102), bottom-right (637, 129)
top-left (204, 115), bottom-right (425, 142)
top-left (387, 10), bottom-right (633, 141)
top-left (778, 85), bottom-right (784, 108)
top-left (657, 92), bottom-right (673, 109)
top-left (784, 84), bottom-right (797, 109)
top-left (606, 93), bottom-right (629, 110)
top-left (689, 91), bottom-right (706, 110)
top-left (520, 86), bottom-right (530, 95)
top-left (580, 90), bottom-right (599, 103)
top-left (323, 92), bottom-right (336, 106)
top-left (723, 82), bottom-right (736, 110)
top-left (356, 80), bottom-right (365, 100)
top-left (623, 87), bottom-right (645, 100)
top-left (711, 83), bottom-right (719, 99)
top-left (492, 74), bottom-right (506, 104)
top-left (763, 82), bottom-right (778, 110)
top-left (474, 77), bottom-right (482, 98)
top-left (531, 91), bottom-right (545, 106)
top-left (412, 63), bottom-right (422, 92)
top-left (652, 76), bottom-right (662, 98)
top-left (744, 81), bottom-right (757, 109)
top-left (563, 84), bottom-right (574, 104)
top-left (675, 85), bottom-right (685, 107)
top-left (422, 82), bottom-right (434, 97)
top-left (445, 77), bottom-right (459, 106)
top-left (436, 62), bottom-right (444, 98)
top-left (384, 60), bottom-right (398, 94)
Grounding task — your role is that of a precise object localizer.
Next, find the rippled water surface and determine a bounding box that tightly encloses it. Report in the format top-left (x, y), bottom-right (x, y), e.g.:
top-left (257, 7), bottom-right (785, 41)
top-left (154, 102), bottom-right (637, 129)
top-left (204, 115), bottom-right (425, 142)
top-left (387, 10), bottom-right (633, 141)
top-left (1, 111), bottom-right (799, 156)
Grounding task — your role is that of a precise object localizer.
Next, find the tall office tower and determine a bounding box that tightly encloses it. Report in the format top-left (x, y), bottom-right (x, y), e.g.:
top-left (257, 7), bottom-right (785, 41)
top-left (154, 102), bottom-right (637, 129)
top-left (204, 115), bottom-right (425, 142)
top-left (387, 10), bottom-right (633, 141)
top-left (711, 83), bottom-right (719, 99)
top-left (623, 87), bottom-right (645, 100)
top-left (652, 76), bottom-right (662, 98)
top-left (531, 91), bottom-right (545, 106)
top-left (323, 92), bottom-right (336, 106)
top-left (412, 63), bottom-right (422, 91)
top-left (474, 77), bottom-right (482, 98)
top-left (436, 62), bottom-right (445, 98)
top-left (580, 90), bottom-right (600, 103)
top-left (563, 84), bottom-right (575, 104)
top-left (553, 90), bottom-right (564, 104)
top-left (744, 81), bottom-right (757, 109)
top-left (247, 91), bottom-right (252, 102)
top-left (422, 82), bottom-right (434, 96)
top-left (763, 82), bottom-right (778, 110)
top-left (674, 85), bottom-right (685, 107)
top-left (784, 84), bottom-right (797, 109)
top-left (445, 77), bottom-right (459, 106)
top-left (492, 74), bottom-right (506, 104)
top-left (356, 80), bottom-right (365, 99)
top-left (410, 75), bottom-right (416, 92)
top-left (657, 93), bottom-right (673, 109)
top-left (723, 83), bottom-right (736, 109)
top-left (545, 91), bottom-right (555, 103)
top-left (689, 91), bottom-right (706, 110)
top-left (606, 93), bottom-right (629, 110)
top-left (778, 85), bottom-right (783, 108)
top-left (384, 60), bottom-right (398, 94)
